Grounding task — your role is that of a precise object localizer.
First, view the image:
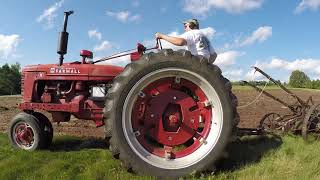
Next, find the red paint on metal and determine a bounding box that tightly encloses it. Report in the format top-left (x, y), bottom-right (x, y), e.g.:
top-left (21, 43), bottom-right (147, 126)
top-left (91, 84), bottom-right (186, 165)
top-left (163, 104), bottom-right (182, 132)
top-left (19, 62), bottom-right (124, 125)
top-left (20, 63), bottom-right (123, 103)
top-left (80, 50), bottom-right (93, 58)
top-left (131, 77), bottom-right (213, 158)
top-left (15, 123), bottom-right (34, 147)
top-left (80, 50), bottom-right (93, 64)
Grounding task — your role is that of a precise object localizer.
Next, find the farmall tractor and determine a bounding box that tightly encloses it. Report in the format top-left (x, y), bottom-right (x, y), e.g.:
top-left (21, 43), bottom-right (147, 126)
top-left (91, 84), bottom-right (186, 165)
top-left (8, 11), bottom-right (239, 177)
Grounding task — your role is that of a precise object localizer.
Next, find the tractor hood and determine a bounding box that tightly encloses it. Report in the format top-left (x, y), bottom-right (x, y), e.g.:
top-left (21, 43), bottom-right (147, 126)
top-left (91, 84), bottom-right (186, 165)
top-left (22, 63), bottom-right (124, 78)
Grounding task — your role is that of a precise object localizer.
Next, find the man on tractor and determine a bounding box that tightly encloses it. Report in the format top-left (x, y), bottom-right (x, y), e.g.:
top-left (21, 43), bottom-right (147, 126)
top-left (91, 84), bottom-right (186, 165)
top-left (155, 18), bottom-right (217, 63)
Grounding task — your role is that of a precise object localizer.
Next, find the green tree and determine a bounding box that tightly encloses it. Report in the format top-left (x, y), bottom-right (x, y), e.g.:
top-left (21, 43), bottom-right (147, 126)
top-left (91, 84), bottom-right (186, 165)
top-left (0, 63), bottom-right (21, 95)
top-left (288, 70), bottom-right (310, 88)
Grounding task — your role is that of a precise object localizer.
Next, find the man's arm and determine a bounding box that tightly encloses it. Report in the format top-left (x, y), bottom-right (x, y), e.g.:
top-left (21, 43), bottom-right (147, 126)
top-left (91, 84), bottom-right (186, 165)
top-left (155, 32), bottom-right (187, 46)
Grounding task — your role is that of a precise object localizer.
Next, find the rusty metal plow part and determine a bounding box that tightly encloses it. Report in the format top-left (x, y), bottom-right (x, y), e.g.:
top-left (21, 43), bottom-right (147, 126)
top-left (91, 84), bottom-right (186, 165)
top-left (237, 69), bottom-right (270, 109)
top-left (239, 66), bottom-right (320, 140)
top-left (259, 113), bottom-right (284, 134)
top-left (302, 103), bottom-right (320, 140)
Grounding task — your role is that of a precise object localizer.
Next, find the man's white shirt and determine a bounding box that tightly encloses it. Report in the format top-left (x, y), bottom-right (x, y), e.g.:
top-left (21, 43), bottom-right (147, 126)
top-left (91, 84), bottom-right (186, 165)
top-left (180, 29), bottom-right (215, 59)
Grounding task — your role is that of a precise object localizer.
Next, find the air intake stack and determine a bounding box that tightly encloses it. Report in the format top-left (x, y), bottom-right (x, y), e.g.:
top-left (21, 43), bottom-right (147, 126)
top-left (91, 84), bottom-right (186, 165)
top-left (57, 11), bottom-right (74, 66)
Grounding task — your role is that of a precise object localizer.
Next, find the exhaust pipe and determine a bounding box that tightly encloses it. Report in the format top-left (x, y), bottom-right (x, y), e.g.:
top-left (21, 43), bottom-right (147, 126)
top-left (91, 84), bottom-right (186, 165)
top-left (57, 11), bottom-right (74, 66)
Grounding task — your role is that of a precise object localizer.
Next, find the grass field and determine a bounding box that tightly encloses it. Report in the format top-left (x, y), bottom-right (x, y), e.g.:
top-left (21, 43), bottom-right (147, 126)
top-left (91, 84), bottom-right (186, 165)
top-left (0, 134), bottom-right (153, 180)
top-left (1, 133), bottom-right (320, 180)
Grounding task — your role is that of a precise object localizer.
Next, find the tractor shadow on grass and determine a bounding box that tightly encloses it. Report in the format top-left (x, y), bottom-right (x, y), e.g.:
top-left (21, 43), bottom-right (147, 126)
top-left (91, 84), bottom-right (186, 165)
top-left (48, 134), bottom-right (282, 176)
top-left (49, 137), bottom-right (108, 152)
top-left (215, 134), bottom-right (283, 173)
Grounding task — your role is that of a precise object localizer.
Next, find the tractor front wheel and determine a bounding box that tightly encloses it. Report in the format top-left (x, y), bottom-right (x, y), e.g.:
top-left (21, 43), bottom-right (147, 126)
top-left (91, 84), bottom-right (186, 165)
top-left (8, 112), bottom-right (45, 151)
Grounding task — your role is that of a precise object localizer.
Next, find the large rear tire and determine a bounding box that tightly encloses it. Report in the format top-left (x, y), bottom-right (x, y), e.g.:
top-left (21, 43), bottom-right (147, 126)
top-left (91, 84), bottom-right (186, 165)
top-left (104, 49), bottom-right (239, 177)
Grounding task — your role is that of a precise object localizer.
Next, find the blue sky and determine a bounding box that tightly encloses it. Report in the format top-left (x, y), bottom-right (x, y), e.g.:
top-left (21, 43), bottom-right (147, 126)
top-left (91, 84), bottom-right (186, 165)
top-left (0, 0), bottom-right (319, 82)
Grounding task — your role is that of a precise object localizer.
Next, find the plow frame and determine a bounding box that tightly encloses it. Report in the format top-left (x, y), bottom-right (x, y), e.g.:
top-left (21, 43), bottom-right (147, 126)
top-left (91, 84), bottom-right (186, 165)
top-left (238, 67), bottom-right (320, 140)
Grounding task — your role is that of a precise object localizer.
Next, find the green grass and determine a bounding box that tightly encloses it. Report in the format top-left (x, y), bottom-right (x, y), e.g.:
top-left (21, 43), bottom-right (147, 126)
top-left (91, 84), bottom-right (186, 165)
top-left (0, 134), bottom-right (153, 180)
top-left (1, 133), bottom-right (320, 180)
top-left (212, 135), bottom-right (320, 180)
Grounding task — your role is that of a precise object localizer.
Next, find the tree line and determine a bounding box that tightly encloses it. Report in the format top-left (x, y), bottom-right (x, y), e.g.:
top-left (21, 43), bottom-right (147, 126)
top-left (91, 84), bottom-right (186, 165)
top-left (288, 70), bottom-right (320, 89)
top-left (232, 70), bottom-right (320, 89)
top-left (0, 63), bottom-right (21, 95)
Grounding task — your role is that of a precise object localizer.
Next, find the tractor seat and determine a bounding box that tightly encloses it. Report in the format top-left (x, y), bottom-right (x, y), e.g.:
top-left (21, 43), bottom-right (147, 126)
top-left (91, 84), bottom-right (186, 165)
top-left (80, 50), bottom-right (93, 59)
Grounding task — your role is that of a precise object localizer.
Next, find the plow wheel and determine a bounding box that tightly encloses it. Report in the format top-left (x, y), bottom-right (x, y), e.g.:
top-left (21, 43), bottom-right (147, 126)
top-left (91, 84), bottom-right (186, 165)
top-left (302, 104), bottom-right (320, 140)
top-left (104, 49), bottom-right (238, 177)
top-left (259, 113), bottom-right (284, 135)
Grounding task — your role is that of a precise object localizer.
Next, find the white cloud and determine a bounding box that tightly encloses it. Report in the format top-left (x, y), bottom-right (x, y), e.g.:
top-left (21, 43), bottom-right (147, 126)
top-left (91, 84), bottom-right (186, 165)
top-left (93, 41), bottom-right (113, 52)
top-left (129, 14), bottom-right (141, 22)
top-left (215, 51), bottom-right (244, 67)
top-left (222, 26), bottom-right (272, 50)
top-left (37, 0), bottom-right (65, 29)
top-left (295, 0), bottom-right (320, 13)
top-left (106, 11), bottom-right (141, 23)
top-left (253, 57), bottom-right (320, 80)
top-left (88, 30), bottom-right (102, 41)
top-left (183, 0), bottom-right (263, 16)
top-left (0, 34), bottom-right (21, 59)
top-left (240, 26), bottom-right (272, 46)
top-left (223, 69), bottom-right (244, 81)
top-left (200, 27), bottom-right (216, 40)
top-left (256, 58), bottom-right (320, 72)
top-left (245, 68), bottom-right (266, 81)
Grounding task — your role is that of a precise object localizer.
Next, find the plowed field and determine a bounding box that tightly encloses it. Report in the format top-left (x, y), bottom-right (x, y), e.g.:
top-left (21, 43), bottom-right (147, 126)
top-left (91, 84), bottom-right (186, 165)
top-left (1, 88), bottom-right (320, 138)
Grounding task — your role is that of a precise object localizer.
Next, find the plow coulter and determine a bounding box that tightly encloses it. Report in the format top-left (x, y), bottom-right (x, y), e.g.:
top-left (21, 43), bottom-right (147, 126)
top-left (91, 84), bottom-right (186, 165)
top-left (239, 67), bottom-right (320, 140)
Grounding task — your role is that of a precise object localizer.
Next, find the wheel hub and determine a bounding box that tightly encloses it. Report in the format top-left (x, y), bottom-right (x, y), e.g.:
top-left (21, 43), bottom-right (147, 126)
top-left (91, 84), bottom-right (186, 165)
top-left (146, 89), bottom-right (199, 146)
top-left (15, 123), bottom-right (34, 147)
top-left (163, 104), bottom-right (182, 132)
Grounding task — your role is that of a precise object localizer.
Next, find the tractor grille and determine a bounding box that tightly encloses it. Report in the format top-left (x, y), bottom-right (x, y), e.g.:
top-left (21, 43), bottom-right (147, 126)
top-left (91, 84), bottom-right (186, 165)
top-left (21, 72), bottom-right (24, 97)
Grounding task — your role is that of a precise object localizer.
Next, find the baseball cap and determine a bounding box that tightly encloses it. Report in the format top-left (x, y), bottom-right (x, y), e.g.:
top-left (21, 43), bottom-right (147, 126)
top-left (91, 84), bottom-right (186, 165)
top-left (183, 18), bottom-right (199, 27)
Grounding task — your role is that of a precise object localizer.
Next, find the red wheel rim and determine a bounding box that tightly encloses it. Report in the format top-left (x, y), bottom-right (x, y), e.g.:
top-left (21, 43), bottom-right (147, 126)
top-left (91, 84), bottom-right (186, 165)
top-left (131, 77), bottom-right (212, 159)
top-left (14, 122), bottom-right (35, 149)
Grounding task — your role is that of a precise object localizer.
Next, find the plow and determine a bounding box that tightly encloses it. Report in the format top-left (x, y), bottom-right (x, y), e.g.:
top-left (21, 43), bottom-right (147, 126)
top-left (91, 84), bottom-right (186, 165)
top-left (238, 67), bottom-right (320, 140)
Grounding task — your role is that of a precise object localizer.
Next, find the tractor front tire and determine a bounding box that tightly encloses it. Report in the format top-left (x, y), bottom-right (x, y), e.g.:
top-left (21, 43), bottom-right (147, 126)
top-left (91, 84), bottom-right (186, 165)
top-left (32, 112), bottom-right (54, 148)
top-left (104, 49), bottom-right (239, 177)
top-left (8, 112), bottom-right (45, 151)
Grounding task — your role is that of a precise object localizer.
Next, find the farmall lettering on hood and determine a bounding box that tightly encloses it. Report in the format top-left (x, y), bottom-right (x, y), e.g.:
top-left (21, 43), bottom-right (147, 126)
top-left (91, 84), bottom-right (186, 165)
top-left (49, 67), bottom-right (80, 74)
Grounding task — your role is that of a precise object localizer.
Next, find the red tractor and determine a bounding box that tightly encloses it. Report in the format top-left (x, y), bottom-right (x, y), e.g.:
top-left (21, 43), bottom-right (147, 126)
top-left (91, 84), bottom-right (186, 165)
top-left (8, 11), bottom-right (239, 177)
